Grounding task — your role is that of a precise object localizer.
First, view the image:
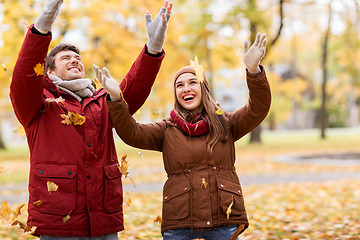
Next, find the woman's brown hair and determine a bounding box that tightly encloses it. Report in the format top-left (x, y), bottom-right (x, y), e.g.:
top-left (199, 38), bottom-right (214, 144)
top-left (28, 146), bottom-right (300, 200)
top-left (173, 66), bottom-right (230, 151)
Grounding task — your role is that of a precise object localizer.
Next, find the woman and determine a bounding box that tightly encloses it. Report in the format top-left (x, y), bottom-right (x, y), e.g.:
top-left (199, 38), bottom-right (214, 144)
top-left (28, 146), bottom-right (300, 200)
top-left (94, 32), bottom-right (271, 240)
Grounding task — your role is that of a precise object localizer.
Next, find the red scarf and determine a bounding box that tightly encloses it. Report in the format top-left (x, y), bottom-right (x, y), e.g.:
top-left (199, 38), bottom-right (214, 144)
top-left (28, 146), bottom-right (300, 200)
top-left (170, 109), bottom-right (209, 136)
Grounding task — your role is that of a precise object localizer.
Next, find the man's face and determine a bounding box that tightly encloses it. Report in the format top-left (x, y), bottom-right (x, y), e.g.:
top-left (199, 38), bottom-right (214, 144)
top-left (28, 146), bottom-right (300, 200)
top-left (47, 50), bottom-right (85, 80)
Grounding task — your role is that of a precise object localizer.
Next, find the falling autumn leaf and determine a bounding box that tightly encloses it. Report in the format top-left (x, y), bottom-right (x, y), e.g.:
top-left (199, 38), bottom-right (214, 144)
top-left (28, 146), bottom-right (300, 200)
top-left (118, 154), bottom-right (136, 187)
top-left (123, 191), bottom-right (132, 207)
top-left (190, 56), bottom-right (204, 83)
top-left (61, 111), bottom-right (86, 126)
top-left (201, 178), bottom-right (208, 189)
top-left (1, 62), bottom-right (6, 71)
top-left (33, 200), bottom-right (42, 206)
top-left (10, 204), bottom-right (25, 223)
top-left (226, 195), bottom-right (234, 219)
top-left (45, 96), bottom-right (65, 105)
top-left (216, 109), bottom-right (224, 115)
top-left (34, 63), bottom-right (44, 76)
top-left (153, 216), bottom-right (162, 223)
top-left (47, 181), bottom-right (58, 192)
top-left (0, 200), bottom-right (11, 222)
top-left (13, 126), bottom-right (25, 135)
top-left (63, 210), bottom-right (72, 223)
top-left (11, 220), bottom-right (36, 233)
top-left (119, 154), bottom-right (129, 176)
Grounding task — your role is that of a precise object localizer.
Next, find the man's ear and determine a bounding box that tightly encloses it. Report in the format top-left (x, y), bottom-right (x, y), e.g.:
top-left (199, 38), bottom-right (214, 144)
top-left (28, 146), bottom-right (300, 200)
top-left (47, 69), bottom-right (54, 76)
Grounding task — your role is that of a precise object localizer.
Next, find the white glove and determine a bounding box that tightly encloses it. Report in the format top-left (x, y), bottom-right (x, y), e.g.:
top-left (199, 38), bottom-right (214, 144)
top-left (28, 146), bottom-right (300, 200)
top-left (93, 65), bottom-right (121, 101)
top-left (243, 32), bottom-right (267, 74)
top-left (34, 0), bottom-right (64, 33)
top-left (145, 1), bottom-right (172, 53)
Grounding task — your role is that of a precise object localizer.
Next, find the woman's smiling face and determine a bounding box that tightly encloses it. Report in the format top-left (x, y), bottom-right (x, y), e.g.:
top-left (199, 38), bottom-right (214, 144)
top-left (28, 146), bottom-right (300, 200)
top-left (175, 72), bottom-right (202, 113)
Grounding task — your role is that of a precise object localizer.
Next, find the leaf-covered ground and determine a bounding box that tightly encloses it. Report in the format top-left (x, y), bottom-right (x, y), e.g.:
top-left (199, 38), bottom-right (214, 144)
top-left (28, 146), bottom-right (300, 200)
top-left (1, 130), bottom-right (360, 239)
top-left (1, 179), bottom-right (359, 239)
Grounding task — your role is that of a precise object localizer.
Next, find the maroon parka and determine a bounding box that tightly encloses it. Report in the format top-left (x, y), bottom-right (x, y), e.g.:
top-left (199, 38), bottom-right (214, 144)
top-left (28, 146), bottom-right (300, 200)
top-left (10, 25), bottom-right (164, 237)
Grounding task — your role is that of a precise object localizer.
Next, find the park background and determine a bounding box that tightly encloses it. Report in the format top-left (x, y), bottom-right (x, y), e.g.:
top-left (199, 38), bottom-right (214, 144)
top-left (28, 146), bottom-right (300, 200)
top-left (0, 0), bottom-right (359, 239)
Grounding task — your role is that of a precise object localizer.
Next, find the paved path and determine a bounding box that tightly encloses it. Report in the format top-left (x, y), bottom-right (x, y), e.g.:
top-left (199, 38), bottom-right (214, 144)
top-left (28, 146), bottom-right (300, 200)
top-left (1, 171), bottom-right (360, 205)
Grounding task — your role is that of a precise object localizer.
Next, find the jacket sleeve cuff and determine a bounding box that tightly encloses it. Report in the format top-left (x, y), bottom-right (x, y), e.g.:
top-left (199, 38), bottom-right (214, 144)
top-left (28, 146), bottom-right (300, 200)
top-left (246, 65), bottom-right (268, 86)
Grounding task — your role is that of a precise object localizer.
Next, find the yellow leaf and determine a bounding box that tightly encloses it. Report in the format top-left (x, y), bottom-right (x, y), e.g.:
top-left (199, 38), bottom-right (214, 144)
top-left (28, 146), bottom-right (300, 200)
top-left (34, 63), bottom-right (44, 76)
top-left (153, 216), bottom-right (162, 223)
top-left (0, 200), bottom-right (11, 222)
top-left (61, 111), bottom-right (86, 126)
top-left (0, 166), bottom-right (3, 174)
top-left (13, 126), bottom-right (26, 135)
top-left (190, 56), bottom-right (204, 83)
top-left (34, 200), bottom-right (43, 206)
top-left (63, 210), bottom-right (72, 223)
top-left (216, 109), bottom-right (224, 115)
top-left (201, 177), bottom-right (208, 189)
top-left (47, 181), bottom-right (58, 192)
top-left (226, 196), bottom-right (234, 219)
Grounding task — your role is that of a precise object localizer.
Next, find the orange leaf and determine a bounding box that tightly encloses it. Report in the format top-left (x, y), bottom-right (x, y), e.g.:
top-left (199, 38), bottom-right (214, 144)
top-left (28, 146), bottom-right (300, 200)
top-left (0, 200), bottom-right (11, 222)
top-left (34, 63), bottom-right (44, 76)
top-left (154, 216), bottom-right (162, 223)
top-left (10, 204), bottom-right (25, 223)
top-left (118, 154), bottom-right (129, 175)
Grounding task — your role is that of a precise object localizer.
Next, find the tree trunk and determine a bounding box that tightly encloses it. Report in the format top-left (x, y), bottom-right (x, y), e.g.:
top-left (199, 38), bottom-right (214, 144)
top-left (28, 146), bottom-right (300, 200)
top-left (249, 0), bottom-right (284, 143)
top-left (320, 3), bottom-right (332, 139)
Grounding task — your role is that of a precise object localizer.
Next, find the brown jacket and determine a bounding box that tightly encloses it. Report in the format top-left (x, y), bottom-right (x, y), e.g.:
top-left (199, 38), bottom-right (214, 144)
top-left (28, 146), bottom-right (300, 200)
top-left (107, 67), bottom-right (271, 235)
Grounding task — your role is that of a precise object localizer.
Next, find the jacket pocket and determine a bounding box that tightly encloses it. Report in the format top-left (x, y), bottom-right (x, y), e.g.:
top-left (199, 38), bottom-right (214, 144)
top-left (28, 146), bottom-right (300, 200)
top-left (34, 164), bottom-right (77, 215)
top-left (218, 179), bottom-right (246, 217)
top-left (162, 181), bottom-right (191, 220)
top-left (104, 163), bottom-right (123, 213)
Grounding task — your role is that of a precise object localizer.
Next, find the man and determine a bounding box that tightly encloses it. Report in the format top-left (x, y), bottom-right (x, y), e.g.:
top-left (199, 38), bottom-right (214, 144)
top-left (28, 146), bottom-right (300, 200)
top-left (10, 0), bottom-right (172, 239)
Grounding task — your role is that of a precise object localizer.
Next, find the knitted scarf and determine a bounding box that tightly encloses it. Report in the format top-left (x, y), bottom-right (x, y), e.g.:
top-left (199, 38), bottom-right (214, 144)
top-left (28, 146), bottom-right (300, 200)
top-left (170, 109), bottom-right (209, 136)
top-left (49, 75), bottom-right (95, 102)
